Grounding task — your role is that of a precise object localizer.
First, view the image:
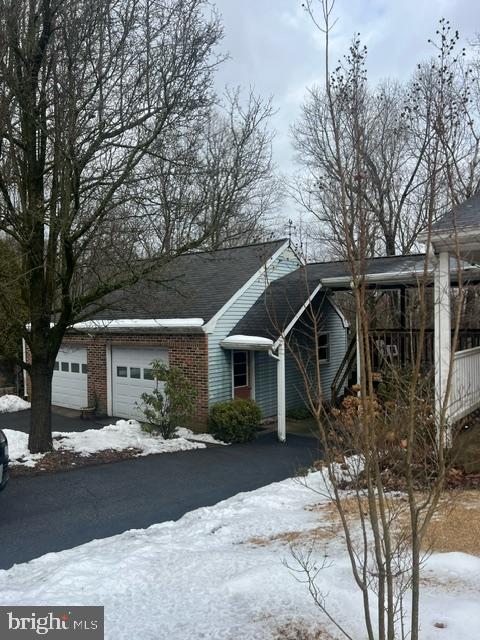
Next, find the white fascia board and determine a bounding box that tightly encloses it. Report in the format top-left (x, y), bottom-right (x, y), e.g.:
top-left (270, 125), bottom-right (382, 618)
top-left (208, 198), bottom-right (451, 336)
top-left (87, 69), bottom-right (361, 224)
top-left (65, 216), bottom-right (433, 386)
top-left (220, 335), bottom-right (274, 350)
top-left (71, 318), bottom-right (204, 331)
top-left (322, 262), bottom-right (480, 288)
top-left (203, 240), bottom-right (290, 334)
top-left (321, 270), bottom-right (432, 287)
top-left (327, 297), bottom-right (350, 329)
top-left (272, 282), bottom-right (323, 351)
top-left (419, 226), bottom-right (480, 244)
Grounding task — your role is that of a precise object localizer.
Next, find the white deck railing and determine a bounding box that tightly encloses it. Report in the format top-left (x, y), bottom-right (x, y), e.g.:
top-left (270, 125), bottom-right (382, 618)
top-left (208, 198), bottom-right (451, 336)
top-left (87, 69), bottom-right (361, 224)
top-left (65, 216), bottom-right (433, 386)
top-left (450, 345), bottom-right (480, 421)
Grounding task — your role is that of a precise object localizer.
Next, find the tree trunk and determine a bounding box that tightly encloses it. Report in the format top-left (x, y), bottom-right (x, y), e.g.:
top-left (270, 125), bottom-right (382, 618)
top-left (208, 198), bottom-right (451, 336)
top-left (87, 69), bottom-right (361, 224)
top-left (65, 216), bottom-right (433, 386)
top-left (28, 354), bottom-right (54, 453)
top-left (385, 233), bottom-right (396, 256)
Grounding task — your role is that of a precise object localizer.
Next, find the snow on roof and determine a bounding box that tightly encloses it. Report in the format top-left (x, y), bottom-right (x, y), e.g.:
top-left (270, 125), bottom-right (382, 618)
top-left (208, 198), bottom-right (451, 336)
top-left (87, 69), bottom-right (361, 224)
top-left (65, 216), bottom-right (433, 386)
top-left (220, 335), bottom-right (274, 350)
top-left (71, 318), bottom-right (204, 331)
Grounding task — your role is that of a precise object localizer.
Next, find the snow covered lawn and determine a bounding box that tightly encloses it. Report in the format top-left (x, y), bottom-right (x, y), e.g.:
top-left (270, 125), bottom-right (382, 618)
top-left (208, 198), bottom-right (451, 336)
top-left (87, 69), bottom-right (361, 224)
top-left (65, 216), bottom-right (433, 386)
top-left (0, 394), bottom-right (30, 413)
top-left (0, 472), bottom-right (478, 640)
top-left (6, 420), bottom-right (226, 469)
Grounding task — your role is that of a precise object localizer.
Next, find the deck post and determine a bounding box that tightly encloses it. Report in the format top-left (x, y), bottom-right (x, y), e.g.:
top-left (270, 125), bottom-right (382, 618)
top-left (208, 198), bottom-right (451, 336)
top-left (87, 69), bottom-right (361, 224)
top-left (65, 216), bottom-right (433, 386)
top-left (277, 338), bottom-right (286, 442)
top-left (434, 251), bottom-right (452, 443)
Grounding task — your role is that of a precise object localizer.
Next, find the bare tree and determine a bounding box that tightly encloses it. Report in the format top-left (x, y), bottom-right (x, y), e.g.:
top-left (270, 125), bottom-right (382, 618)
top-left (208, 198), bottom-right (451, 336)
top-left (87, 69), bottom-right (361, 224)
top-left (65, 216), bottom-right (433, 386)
top-left (291, 14), bottom-right (480, 260)
top-left (138, 88), bottom-right (279, 254)
top-left (0, 0), bottom-right (276, 452)
top-left (281, 4), bottom-right (470, 639)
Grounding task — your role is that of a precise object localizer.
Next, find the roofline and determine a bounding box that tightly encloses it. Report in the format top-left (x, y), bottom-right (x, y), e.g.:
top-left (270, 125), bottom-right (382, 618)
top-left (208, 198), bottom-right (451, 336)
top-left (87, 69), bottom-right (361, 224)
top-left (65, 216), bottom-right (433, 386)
top-left (273, 282), bottom-right (323, 350)
top-left (308, 252), bottom-right (427, 268)
top-left (418, 226), bottom-right (480, 243)
top-left (203, 239), bottom-right (292, 333)
top-left (320, 270), bottom-right (433, 286)
top-left (321, 261), bottom-right (480, 287)
top-left (178, 237), bottom-right (288, 257)
top-left (327, 297), bottom-right (350, 329)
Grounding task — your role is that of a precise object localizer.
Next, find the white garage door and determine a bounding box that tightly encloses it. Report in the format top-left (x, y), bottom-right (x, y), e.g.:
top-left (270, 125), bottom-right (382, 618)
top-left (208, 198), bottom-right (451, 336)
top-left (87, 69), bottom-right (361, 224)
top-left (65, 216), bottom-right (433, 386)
top-left (112, 347), bottom-right (169, 419)
top-left (52, 346), bottom-right (88, 410)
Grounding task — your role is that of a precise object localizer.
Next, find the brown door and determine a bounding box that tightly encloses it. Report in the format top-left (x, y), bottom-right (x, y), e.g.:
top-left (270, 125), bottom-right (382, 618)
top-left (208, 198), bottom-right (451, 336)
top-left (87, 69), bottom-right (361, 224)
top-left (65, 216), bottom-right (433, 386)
top-left (233, 351), bottom-right (251, 399)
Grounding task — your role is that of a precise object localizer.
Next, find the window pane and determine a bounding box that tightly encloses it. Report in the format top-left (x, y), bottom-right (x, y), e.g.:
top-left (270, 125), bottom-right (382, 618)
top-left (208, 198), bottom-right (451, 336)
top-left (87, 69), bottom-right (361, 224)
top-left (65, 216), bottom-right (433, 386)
top-left (117, 366), bottom-right (128, 378)
top-left (319, 333), bottom-right (329, 361)
top-left (81, 364), bottom-right (88, 374)
top-left (61, 362), bottom-right (69, 372)
top-left (233, 351), bottom-right (248, 388)
top-left (143, 368), bottom-right (154, 380)
top-left (71, 362), bottom-right (80, 373)
top-left (54, 361), bottom-right (59, 371)
top-left (234, 363), bottom-right (247, 376)
top-left (234, 373), bottom-right (247, 387)
top-left (130, 367), bottom-right (141, 379)
top-left (233, 351), bottom-right (247, 365)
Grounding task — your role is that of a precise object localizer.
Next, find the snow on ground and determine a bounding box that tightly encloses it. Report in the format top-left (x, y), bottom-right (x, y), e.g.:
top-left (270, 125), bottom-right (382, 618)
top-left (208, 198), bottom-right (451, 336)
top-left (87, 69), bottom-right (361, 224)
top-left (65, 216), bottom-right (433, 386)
top-left (2, 429), bottom-right (45, 467)
top-left (0, 394), bottom-right (30, 413)
top-left (5, 420), bottom-right (226, 467)
top-left (0, 472), bottom-right (478, 640)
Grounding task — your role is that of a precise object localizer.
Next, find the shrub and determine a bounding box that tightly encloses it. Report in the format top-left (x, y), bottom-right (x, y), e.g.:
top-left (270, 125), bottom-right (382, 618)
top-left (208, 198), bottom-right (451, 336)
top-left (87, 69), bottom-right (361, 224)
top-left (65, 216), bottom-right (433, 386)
top-left (286, 405), bottom-right (311, 421)
top-left (209, 398), bottom-right (261, 443)
top-left (138, 360), bottom-right (197, 439)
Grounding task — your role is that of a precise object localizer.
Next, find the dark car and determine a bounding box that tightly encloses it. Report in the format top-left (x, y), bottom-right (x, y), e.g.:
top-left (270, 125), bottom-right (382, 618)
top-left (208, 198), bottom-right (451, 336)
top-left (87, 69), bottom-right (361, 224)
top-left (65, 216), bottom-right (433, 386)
top-left (0, 429), bottom-right (9, 491)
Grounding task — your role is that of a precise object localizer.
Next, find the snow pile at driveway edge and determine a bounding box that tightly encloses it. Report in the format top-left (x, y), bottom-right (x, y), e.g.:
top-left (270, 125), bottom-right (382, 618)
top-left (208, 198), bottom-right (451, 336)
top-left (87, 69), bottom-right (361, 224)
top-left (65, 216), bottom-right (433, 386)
top-left (5, 419), bottom-right (226, 468)
top-left (0, 394), bottom-right (30, 413)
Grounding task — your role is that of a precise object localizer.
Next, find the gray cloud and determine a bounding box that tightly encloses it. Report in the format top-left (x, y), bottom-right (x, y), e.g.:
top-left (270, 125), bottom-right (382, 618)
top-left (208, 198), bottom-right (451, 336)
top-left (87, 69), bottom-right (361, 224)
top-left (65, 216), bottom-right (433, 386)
top-left (213, 0), bottom-right (480, 180)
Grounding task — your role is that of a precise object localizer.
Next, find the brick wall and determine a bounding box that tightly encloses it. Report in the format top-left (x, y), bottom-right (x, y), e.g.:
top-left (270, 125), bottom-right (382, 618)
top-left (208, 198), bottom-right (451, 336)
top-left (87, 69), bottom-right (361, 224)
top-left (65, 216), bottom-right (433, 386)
top-left (26, 332), bottom-right (210, 428)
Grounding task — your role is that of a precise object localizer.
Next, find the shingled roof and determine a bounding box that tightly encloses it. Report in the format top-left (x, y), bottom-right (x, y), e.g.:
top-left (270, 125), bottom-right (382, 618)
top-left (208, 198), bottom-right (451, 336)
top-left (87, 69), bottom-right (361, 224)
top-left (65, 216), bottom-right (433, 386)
top-left (431, 192), bottom-right (480, 233)
top-left (229, 253), bottom-right (463, 340)
top-left (88, 239), bottom-right (287, 323)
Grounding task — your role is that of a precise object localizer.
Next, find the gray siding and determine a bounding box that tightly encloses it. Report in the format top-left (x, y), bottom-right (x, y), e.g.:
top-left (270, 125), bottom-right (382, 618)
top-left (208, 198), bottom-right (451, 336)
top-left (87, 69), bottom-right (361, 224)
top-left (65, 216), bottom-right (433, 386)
top-left (254, 297), bottom-right (348, 417)
top-left (319, 298), bottom-right (349, 402)
top-left (207, 246), bottom-right (300, 407)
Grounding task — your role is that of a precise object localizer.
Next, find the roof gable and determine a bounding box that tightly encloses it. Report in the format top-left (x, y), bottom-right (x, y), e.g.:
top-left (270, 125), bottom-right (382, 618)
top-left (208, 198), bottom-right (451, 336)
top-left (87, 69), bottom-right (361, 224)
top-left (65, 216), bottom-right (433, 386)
top-left (431, 192), bottom-right (480, 234)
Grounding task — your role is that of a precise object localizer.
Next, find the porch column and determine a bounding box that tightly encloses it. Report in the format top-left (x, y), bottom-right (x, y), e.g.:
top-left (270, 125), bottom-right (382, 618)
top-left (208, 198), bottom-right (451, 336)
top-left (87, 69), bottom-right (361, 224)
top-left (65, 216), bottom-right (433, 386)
top-left (277, 338), bottom-right (286, 442)
top-left (434, 251), bottom-right (451, 435)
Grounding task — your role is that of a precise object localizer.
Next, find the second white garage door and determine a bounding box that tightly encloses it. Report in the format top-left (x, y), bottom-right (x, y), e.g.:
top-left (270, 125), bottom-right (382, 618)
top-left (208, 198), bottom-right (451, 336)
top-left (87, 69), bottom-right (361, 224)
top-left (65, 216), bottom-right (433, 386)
top-left (52, 346), bottom-right (88, 410)
top-left (111, 347), bottom-right (169, 419)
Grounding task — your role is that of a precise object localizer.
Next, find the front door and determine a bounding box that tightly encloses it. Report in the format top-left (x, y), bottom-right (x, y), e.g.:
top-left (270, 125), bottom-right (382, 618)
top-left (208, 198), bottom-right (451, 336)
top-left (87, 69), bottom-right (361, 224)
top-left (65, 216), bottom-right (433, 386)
top-left (233, 351), bottom-right (251, 399)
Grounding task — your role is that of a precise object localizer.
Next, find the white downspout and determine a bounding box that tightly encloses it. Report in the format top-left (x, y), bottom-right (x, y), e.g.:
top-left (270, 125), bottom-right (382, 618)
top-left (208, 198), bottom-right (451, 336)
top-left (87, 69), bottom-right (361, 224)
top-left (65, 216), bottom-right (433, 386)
top-left (276, 338), bottom-right (286, 443)
top-left (434, 251), bottom-right (452, 446)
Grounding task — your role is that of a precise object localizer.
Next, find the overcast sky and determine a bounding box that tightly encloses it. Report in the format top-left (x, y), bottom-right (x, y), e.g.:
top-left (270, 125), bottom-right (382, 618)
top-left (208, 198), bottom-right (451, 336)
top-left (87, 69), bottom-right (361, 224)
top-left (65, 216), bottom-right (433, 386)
top-left (213, 0), bottom-right (480, 186)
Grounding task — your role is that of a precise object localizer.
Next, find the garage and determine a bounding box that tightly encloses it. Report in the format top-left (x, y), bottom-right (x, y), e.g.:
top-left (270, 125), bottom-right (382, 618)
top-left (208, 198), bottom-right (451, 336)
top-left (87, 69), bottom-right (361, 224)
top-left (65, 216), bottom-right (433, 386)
top-left (111, 347), bottom-right (169, 419)
top-left (52, 346), bottom-right (88, 409)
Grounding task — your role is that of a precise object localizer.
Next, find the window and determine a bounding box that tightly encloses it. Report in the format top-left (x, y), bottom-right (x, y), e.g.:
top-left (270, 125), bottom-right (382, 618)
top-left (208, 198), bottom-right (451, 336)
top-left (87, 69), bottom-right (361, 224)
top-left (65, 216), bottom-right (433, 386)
top-left (117, 366), bottom-right (128, 378)
top-left (233, 351), bottom-right (248, 387)
top-left (71, 362), bottom-right (80, 373)
top-left (130, 367), bottom-right (141, 379)
top-left (82, 364), bottom-right (88, 374)
top-left (318, 333), bottom-right (330, 362)
top-left (61, 362), bottom-right (69, 372)
top-left (144, 368), bottom-right (154, 380)
top-left (54, 361), bottom-right (59, 371)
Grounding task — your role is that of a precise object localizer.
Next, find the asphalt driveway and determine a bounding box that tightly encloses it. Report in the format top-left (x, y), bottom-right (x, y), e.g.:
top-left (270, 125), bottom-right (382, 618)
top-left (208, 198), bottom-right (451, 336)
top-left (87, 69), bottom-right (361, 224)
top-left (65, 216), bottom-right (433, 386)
top-left (0, 431), bottom-right (319, 570)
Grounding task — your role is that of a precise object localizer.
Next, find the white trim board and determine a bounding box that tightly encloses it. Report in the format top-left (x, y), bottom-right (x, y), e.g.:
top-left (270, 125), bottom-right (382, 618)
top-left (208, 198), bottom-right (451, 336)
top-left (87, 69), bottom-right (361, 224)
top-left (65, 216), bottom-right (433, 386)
top-left (203, 240), bottom-right (292, 334)
top-left (273, 283), bottom-right (323, 350)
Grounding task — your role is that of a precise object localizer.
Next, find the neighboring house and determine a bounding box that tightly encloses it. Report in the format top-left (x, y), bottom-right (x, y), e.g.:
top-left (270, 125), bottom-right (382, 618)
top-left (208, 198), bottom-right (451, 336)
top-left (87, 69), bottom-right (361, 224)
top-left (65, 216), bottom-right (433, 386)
top-left (28, 239), bottom-right (349, 436)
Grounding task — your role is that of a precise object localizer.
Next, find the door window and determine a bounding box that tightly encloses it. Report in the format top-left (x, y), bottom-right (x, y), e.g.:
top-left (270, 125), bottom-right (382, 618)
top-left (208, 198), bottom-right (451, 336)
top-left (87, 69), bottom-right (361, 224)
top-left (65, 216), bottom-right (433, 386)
top-left (233, 351), bottom-right (248, 388)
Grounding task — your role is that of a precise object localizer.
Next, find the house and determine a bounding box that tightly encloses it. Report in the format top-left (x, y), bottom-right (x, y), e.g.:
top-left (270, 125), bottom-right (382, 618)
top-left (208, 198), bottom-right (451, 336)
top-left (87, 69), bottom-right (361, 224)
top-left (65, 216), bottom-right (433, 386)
top-left (36, 239), bottom-right (349, 438)
top-left (23, 194), bottom-right (480, 443)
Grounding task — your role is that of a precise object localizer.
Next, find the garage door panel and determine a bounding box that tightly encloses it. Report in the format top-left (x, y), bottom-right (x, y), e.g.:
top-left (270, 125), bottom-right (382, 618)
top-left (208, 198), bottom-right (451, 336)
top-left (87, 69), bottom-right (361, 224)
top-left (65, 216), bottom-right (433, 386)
top-left (112, 347), bottom-right (168, 419)
top-left (52, 347), bottom-right (88, 410)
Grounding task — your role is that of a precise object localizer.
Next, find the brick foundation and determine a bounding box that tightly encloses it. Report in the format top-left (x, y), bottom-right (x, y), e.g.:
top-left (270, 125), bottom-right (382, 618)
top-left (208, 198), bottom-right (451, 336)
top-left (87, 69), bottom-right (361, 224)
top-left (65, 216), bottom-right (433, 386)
top-left (25, 332), bottom-right (209, 429)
